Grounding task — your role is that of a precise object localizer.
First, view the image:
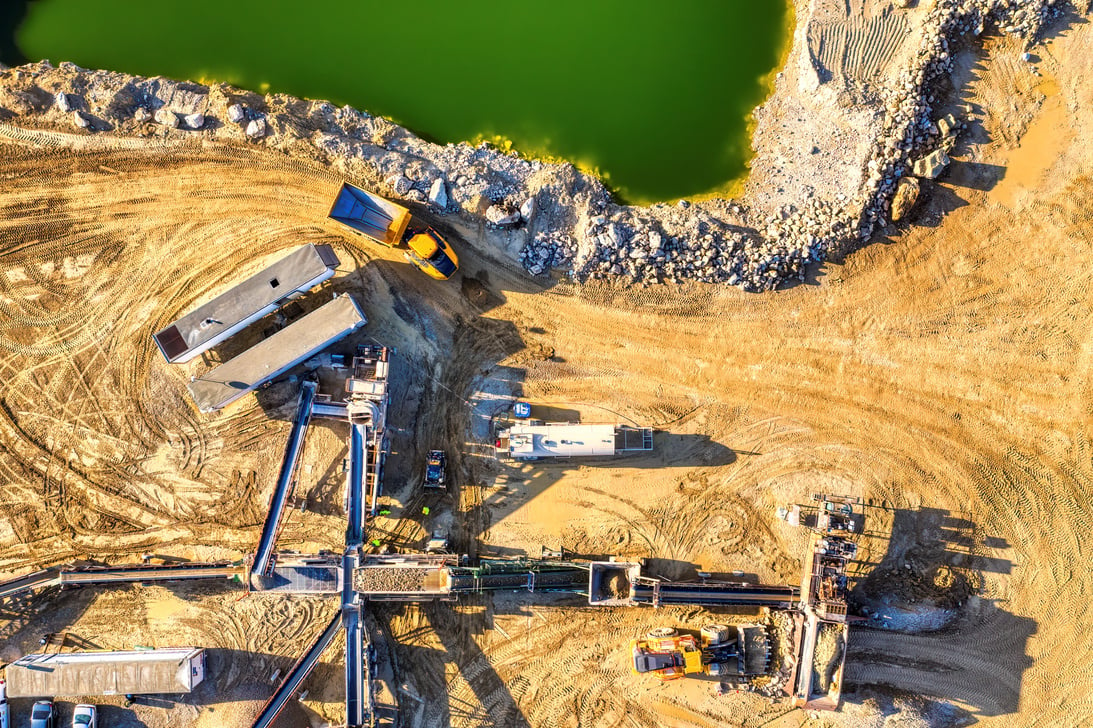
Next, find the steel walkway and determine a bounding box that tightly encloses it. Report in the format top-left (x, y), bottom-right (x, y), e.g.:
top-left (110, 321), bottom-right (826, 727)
top-left (253, 380), bottom-right (318, 575)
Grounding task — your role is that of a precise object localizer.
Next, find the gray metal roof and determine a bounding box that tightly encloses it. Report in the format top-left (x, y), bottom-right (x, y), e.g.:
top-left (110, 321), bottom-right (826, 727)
top-left (153, 244), bottom-right (340, 363)
top-left (506, 423), bottom-right (619, 458)
top-left (250, 565), bottom-right (343, 593)
top-left (6, 648), bottom-right (205, 697)
top-left (187, 294), bottom-right (366, 412)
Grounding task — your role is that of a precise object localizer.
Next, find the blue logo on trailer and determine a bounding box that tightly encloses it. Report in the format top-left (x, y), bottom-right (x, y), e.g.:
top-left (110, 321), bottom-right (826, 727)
top-left (513, 402), bottom-right (532, 419)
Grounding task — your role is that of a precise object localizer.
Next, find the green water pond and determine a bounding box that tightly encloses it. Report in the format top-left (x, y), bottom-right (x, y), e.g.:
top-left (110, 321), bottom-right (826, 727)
top-left (12, 0), bottom-right (790, 203)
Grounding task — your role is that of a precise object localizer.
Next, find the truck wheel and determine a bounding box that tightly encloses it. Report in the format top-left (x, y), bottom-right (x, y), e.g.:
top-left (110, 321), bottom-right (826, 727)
top-left (647, 627), bottom-right (677, 639)
top-left (702, 624), bottom-right (731, 645)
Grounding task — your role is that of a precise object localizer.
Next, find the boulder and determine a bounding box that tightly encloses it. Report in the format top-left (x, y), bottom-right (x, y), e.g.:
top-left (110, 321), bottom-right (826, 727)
top-left (133, 106), bottom-right (151, 122)
top-left (428, 178), bottom-right (448, 209)
top-left (386, 175), bottom-right (412, 196)
top-left (72, 110), bottom-right (90, 129)
top-left (54, 92), bottom-right (71, 112)
top-left (912, 148), bottom-right (950, 179)
top-left (227, 103), bottom-right (245, 123)
top-left (154, 108), bottom-right (179, 128)
top-left (891, 177), bottom-right (921, 222)
top-left (466, 193), bottom-right (491, 215)
top-left (486, 204), bottom-right (521, 226)
top-left (184, 112), bottom-right (205, 130)
top-left (937, 113), bottom-right (958, 139)
top-left (519, 197), bottom-right (536, 223)
top-left (245, 118), bottom-right (267, 138)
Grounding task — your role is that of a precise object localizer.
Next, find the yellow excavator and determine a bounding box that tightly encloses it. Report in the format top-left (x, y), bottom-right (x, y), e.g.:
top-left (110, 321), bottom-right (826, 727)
top-left (329, 182), bottom-right (459, 280)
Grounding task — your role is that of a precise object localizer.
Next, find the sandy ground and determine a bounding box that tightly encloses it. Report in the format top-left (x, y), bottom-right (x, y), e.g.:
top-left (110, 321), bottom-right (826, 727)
top-left (0, 9), bottom-right (1091, 728)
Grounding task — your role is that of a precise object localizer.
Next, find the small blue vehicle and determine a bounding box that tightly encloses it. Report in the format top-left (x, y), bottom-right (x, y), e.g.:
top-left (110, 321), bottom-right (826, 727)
top-left (424, 450), bottom-right (446, 490)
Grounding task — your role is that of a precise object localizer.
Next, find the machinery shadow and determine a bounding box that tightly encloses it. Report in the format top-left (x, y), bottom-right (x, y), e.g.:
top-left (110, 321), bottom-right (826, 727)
top-left (841, 505), bottom-right (1032, 718)
top-left (374, 601), bottom-right (531, 728)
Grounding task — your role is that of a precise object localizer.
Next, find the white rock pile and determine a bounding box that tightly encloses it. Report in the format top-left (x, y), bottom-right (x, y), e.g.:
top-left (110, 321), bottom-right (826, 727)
top-left (0, 0), bottom-right (1077, 293)
top-left (518, 0), bottom-right (1077, 290)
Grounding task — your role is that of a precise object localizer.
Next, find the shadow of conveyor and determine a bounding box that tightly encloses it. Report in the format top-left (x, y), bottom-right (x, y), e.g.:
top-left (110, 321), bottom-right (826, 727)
top-left (373, 601), bottom-right (531, 728)
top-left (842, 506), bottom-right (1033, 719)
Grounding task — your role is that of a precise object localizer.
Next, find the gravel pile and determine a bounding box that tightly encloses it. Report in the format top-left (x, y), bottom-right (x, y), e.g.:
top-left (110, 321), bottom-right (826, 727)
top-left (0, 0), bottom-right (1080, 292)
top-left (354, 567), bottom-right (431, 593)
top-left (810, 623), bottom-right (846, 696)
top-left (599, 569), bottom-right (630, 600)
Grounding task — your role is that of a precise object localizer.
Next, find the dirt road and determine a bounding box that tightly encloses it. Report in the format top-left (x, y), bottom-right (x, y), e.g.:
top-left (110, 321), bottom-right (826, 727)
top-left (0, 19), bottom-right (1090, 728)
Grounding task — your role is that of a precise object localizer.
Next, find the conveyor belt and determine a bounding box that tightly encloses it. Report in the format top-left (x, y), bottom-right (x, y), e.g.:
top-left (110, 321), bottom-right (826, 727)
top-left (253, 381), bottom-right (318, 575)
top-left (346, 423), bottom-right (367, 547)
top-left (0, 568), bottom-right (62, 599)
top-left (0, 562), bottom-right (244, 600)
top-left (61, 562), bottom-right (244, 585)
top-left (248, 612), bottom-right (342, 728)
top-left (448, 565), bottom-right (589, 594)
top-left (630, 581), bottom-right (800, 608)
top-left (311, 401), bottom-right (349, 420)
top-left (344, 606), bottom-right (366, 727)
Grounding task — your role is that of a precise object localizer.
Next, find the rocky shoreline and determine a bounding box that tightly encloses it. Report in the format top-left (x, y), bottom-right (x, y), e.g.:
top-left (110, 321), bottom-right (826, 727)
top-left (0, 0), bottom-right (1082, 291)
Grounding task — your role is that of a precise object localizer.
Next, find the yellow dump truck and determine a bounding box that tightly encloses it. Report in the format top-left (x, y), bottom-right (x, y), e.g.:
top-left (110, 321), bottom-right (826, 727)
top-left (329, 183), bottom-right (459, 280)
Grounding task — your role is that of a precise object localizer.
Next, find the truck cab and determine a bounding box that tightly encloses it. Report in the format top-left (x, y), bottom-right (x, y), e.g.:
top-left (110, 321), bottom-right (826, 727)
top-left (423, 450), bottom-right (447, 489)
top-left (404, 228), bottom-right (459, 280)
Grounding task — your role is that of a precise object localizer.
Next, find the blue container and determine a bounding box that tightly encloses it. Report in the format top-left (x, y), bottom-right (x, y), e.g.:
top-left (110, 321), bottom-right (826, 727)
top-left (513, 401), bottom-right (532, 419)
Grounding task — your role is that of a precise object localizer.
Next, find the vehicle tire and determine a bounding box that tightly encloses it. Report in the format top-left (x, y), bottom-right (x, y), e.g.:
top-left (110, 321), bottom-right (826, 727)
top-left (647, 627), bottom-right (677, 639)
top-left (702, 624), bottom-right (731, 645)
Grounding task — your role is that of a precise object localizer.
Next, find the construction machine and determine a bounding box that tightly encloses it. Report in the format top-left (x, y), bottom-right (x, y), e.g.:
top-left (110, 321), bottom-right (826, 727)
top-left (329, 183), bottom-right (459, 280)
top-left (631, 624), bottom-right (766, 681)
top-left (423, 450), bottom-right (446, 490)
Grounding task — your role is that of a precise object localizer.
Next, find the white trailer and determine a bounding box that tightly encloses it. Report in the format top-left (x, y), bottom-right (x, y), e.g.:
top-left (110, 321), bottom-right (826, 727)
top-left (495, 423), bottom-right (653, 460)
top-left (6, 648), bottom-right (206, 697)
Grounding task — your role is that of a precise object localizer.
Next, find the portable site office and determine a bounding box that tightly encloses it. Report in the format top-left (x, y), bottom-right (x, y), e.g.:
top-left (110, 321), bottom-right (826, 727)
top-left (187, 293), bottom-right (367, 413)
top-left (6, 648), bottom-right (206, 697)
top-left (498, 423), bottom-right (654, 460)
top-left (153, 243), bottom-right (341, 364)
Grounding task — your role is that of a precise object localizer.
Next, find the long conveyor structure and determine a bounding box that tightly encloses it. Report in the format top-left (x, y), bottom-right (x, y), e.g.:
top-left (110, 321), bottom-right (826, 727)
top-left (353, 556), bottom-right (803, 608)
top-left (248, 612), bottom-right (344, 728)
top-left (629, 580), bottom-right (801, 609)
top-left (346, 422), bottom-right (368, 547)
top-left (0, 561), bottom-right (246, 600)
top-left (252, 380), bottom-right (318, 576)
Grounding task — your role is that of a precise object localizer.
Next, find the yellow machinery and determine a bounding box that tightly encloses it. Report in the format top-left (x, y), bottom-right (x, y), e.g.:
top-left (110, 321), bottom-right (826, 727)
top-left (405, 228), bottom-right (459, 281)
top-left (631, 625), bottom-right (748, 681)
top-left (329, 183), bottom-right (459, 280)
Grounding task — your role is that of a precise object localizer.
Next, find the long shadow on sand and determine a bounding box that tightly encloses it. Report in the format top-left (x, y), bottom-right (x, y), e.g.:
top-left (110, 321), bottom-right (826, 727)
top-left (842, 505), bottom-right (1033, 719)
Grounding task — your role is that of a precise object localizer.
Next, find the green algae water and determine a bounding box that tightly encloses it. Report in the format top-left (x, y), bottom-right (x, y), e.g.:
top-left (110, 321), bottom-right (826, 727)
top-left (12, 0), bottom-right (790, 203)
